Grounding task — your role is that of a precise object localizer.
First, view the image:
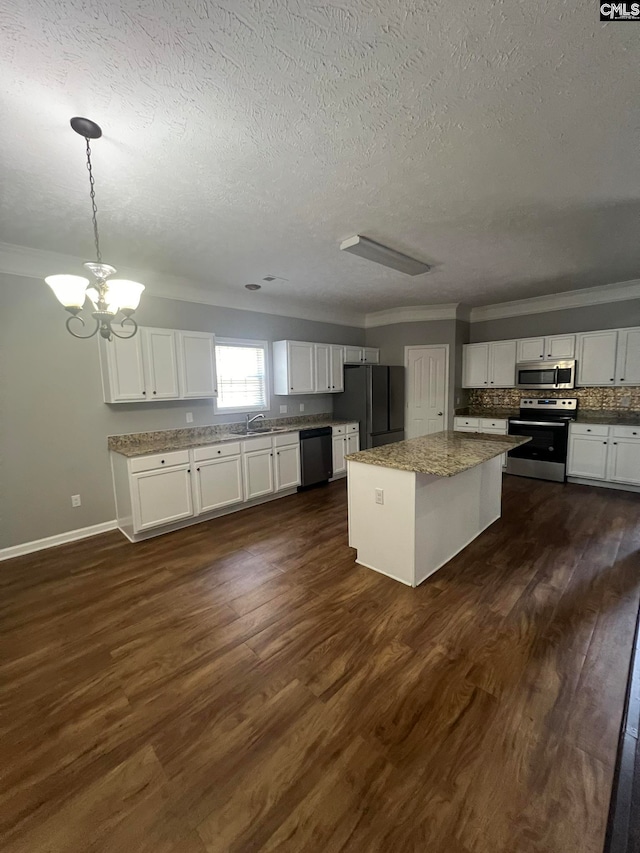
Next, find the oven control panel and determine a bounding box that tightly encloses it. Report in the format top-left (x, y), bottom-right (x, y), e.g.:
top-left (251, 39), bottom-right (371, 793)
top-left (519, 398), bottom-right (578, 411)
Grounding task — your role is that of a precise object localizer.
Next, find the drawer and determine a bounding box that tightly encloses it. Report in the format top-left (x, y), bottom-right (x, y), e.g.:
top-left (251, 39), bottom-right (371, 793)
top-left (455, 426), bottom-right (478, 433)
top-left (480, 427), bottom-right (507, 435)
top-left (333, 425), bottom-right (346, 436)
top-left (347, 423), bottom-right (359, 433)
top-left (274, 431), bottom-right (299, 447)
top-left (454, 417), bottom-right (480, 428)
top-left (193, 442), bottom-right (241, 462)
top-left (129, 449), bottom-right (190, 473)
top-left (611, 425), bottom-right (640, 439)
top-left (479, 418), bottom-right (507, 431)
top-left (242, 435), bottom-right (273, 452)
top-left (571, 423), bottom-right (609, 437)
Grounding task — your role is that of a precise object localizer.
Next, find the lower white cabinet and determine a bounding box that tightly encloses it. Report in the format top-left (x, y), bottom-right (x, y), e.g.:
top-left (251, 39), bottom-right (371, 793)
top-left (243, 448), bottom-right (275, 500)
top-left (568, 424), bottom-right (640, 487)
top-left (453, 417), bottom-right (509, 468)
top-left (131, 464), bottom-right (194, 531)
top-left (275, 443), bottom-right (301, 491)
top-left (333, 435), bottom-right (346, 475)
top-left (193, 455), bottom-right (244, 513)
top-left (332, 423), bottom-right (359, 476)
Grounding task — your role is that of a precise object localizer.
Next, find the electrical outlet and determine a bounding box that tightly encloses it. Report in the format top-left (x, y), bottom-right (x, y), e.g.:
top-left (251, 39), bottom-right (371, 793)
top-left (621, 395), bottom-right (631, 408)
top-left (186, 412), bottom-right (193, 423)
top-left (71, 494), bottom-right (81, 507)
top-left (375, 488), bottom-right (384, 505)
top-left (299, 403), bottom-right (305, 412)
top-left (280, 405), bottom-right (287, 414)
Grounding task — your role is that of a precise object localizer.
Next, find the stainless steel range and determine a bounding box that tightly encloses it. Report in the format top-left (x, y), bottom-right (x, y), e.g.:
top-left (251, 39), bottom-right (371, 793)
top-left (506, 397), bottom-right (578, 483)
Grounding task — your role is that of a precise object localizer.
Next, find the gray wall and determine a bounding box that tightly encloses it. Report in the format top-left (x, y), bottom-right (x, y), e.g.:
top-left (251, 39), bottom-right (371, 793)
top-left (365, 319), bottom-right (466, 424)
top-left (470, 299), bottom-right (640, 343)
top-left (0, 275), bottom-right (364, 549)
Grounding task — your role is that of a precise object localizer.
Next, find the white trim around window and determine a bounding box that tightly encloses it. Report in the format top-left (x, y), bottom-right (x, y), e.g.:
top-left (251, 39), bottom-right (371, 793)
top-left (213, 338), bottom-right (271, 415)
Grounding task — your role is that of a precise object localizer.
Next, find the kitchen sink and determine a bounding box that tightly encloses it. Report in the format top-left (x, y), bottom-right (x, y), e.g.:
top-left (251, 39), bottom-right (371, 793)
top-left (229, 426), bottom-right (288, 436)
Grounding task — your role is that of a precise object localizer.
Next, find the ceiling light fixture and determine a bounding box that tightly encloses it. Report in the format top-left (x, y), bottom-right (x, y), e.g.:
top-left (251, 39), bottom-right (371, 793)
top-left (44, 117), bottom-right (145, 340)
top-left (339, 235), bottom-right (431, 276)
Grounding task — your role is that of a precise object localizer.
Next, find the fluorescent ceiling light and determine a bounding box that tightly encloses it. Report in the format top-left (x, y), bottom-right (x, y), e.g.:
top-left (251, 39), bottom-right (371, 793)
top-left (339, 235), bottom-right (431, 276)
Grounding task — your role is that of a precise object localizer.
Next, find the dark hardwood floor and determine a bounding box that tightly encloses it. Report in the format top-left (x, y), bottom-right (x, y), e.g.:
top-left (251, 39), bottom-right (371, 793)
top-left (1, 475), bottom-right (640, 852)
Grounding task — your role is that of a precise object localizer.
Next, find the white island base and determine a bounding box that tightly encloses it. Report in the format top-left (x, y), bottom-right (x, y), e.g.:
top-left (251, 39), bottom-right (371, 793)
top-left (347, 455), bottom-right (503, 587)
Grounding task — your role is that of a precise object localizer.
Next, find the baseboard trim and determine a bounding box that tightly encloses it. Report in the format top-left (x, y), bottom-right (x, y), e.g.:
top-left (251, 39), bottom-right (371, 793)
top-left (0, 520), bottom-right (118, 562)
top-left (567, 477), bottom-right (640, 494)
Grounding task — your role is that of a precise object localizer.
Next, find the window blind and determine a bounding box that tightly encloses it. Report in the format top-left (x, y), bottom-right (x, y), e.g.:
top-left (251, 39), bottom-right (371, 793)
top-left (215, 343), bottom-right (267, 410)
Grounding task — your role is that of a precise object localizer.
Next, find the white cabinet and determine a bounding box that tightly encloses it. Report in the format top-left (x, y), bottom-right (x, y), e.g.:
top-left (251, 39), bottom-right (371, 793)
top-left (275, 443), bottom-right (301, 491)
top-left (193, 455), bottom-right (244, 513)
top-left (332, 423), bottom-right (359, 476)
top-left (346, 433), bottom-right (360, 455)
top-left (463, 341), bottom-right (515, 388)
top-left (332, 436), bottom-right (346, 475)
top-left (177, 331), bottom-right (217, 398)
top-left (567, 433), bottom-right (609, 480)
top-left (463, 344), bottom-right (489, 388)
top-left (607, 435), bottom-right (640, 485)
top-left (314, 344), bottom-right (331, 393)
top-left (454, 417), bottom-right (508, 468)
top-left (516, 337), bottom-right (545, 362)
top-left (489, 340), bottom-right (517, 387)
top-left (546, 334), bottom-right (575, 360)
top-left (243, 448), bottom-right (275, 500)
top-left (616, 329), bottom-right (640, 385)
top-left (100, 326), bottom-right (216, 402)
top-left (273, 341), bottom-right (315, 395)
top-left (143, 328), bottom-right (180, 399)
top-left (576, 331), bottom-right (618, 386)
top-left (131, 464), bottom-right (194, 531)
top-left (363, 348), bottom-right (379, 364)
top-left (344, 346), bottom-right (363, 364)
top-left (330, 345), bottom-right (344, 392)
top-left (516, 335), bottom-right (575, 362)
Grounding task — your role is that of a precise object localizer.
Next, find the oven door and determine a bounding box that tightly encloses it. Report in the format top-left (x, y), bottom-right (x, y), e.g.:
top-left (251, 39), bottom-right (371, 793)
top-left (507, 419), bottom-right (569, 463)
top-left (515, 360), bottom-right (575, 390)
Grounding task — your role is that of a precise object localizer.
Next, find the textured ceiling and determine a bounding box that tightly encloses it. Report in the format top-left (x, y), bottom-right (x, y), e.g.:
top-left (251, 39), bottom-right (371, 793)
top-left (1, 0), bottom-right (639, 319)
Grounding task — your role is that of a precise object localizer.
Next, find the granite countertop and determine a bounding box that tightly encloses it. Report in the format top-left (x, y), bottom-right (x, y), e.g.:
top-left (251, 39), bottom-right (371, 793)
top-left (459, 407), bottom-right (640, 426)
top-left (345, 430), bottom-right (530, 477)
top-left (109, 417), bottom-right (355, 458)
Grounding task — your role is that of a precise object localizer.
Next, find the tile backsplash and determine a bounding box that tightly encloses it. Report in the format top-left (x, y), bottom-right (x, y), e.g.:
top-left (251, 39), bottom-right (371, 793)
top-left (468, 387), bottom-right (640, 411)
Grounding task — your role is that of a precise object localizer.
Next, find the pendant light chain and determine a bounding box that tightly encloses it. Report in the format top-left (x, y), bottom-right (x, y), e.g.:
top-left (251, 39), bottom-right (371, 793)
top-left (85, 137), bottom-right (102, 263)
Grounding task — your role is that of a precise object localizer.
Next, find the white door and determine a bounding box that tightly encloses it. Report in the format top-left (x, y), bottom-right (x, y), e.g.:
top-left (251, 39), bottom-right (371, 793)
top-left (314, 344), bottom-right (331, 393)
top-left (330, 346), bottom-right (344, 392)
top-left (143, 328), bottom-right (179, 399)
top-left (616, 329), bottom-right (640, 385)
top-left (363, 348), bottom-right (379, 364)
top-left (489, 340), bottom-right (516, 387)
top-left (275, 444), bottom-right (301, 491)
top-left (344, 346), bottom-right (363, 364)
top-left (287, 342), bottom-right (315, 393)
top-left (608, 439), bottom-right (640, 485)
top-left (243, 449), bottom-right (275, 499)
top-left (131, 465), bottom-right (194, 531)
top-left (567, 435), bottom-right (609, 480)
top-left (546, 335), bottom-right (575, 360)
top-left (406, 346), bottom-right (448, 438)
top-left (462, 343), bottom-right (489, 388)
top-left (105, 329), bottom-right (146, 401)
top-left (577, 331), bottom-right (618, 386)
top-left (517, 338), bottom-right (545, 362)
top-left (332, 436), bottom-right (346, 474)
top-left (346, 433), bottom-right (360, 455)
top-left (193, 455), bottom-right (244, 513)
top-left (177, 331), bottom-right (217, 398)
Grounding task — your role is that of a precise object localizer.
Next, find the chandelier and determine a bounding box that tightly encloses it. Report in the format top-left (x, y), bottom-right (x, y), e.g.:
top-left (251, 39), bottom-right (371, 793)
top-left (45, 117), bottom-right (144, 340)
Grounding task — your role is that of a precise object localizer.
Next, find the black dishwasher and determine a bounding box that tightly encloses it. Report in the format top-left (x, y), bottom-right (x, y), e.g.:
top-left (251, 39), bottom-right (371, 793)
top-left (298, 427), bottom-right (333, 489)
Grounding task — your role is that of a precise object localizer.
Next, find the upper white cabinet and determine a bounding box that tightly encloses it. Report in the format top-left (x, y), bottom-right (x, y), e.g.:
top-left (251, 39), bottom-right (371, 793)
top-left (177, 331), bottom-right (217, 398)
top-left (331, 345), bottom-right (344, 392)
top-left (344, 346), bottom-right (380, 364)
top-left (616, 329), bottom-right (640, 385)
top-left (576, 331), bottom-right (618, 386)
top-left (314, 343), bottom-right (331, 393)
top-left (463, 341), bottom-right (515, 388)
top-left (100, 326), bottom-right (216, 403)
top-left (273, 340), bottom-right (315, 395)
top-left (516, 335), bottom-right (575, 362)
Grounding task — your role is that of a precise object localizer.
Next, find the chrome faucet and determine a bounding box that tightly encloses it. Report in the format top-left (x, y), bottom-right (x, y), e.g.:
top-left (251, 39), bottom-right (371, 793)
top-left (246, 413), bottom-right (266, 430)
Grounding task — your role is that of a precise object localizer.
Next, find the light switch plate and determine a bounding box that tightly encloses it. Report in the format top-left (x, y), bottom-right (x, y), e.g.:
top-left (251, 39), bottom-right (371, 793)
top-left (375, 488), bottom-right (384, 505)
top-left (280, 405), bottom-right (287, 414)
top-left (299, 403), bottom-right (305, 412)
top-left (186, 412), bottom-right (193, 423)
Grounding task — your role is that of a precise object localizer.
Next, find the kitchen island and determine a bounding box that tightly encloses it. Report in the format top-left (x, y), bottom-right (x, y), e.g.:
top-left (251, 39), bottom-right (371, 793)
top-left (345, 430), bottom-right (530, 587)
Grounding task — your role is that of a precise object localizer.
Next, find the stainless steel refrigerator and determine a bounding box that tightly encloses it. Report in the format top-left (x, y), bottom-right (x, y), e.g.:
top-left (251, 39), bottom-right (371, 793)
top-left (333, 365), bottom-right (405, 449)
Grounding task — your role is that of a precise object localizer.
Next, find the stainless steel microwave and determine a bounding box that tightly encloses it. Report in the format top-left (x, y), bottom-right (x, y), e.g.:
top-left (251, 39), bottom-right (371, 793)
top-left (515, 359), bottom-right (576, 390)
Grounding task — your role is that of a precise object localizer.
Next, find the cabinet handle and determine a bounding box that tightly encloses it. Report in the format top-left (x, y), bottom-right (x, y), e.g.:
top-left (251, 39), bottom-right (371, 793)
top-left (490, 381), bottom-right (494, 384)
top-left (277, 451), bottom-right (280, 456)
top-left (603, 442), bottom-right (607, 445)
top-left (290, 387), bottom-right (293, 390)
top-left (217, 450), bottom-right (221, 454)
top-left (484, 381), bottom-right (487, 384)
top-left (621, 379), bottom-right (625, 382)
top-left (161, 459), bottom-right (165, 464)
top-left (613, 442), bottom-right (618, 446)
top-left (634, 432), bottom-right (638, 436)
top-left (142, 390), bottom-right (146, 395)
top-left (587, 429), bottom-right (591, 432)
top-left (196, 467), bottom-right (200, 471)
top-left (153, 390), bottom-right (157, 395)
top-left (270, 453), bottom-right (273, 457)
top-left (187, 469), bottom-right (191, 473)
top-left (540, 355), bottom-right (543, 358)
top-left (610, 378), bottom-right (614, 382)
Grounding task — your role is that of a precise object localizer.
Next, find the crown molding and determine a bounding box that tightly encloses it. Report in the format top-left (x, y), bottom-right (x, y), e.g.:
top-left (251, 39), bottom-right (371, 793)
top-left (0, 242), bottom-right (366, 329)
top-left (365, 303), bottom-right (463, 328)
top-left (470, 279), bottom-right (640, 323)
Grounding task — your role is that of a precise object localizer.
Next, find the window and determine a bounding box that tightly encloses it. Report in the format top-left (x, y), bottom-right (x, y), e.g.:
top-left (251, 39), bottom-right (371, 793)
top-left (214, 339), bottom-right (269, 413)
